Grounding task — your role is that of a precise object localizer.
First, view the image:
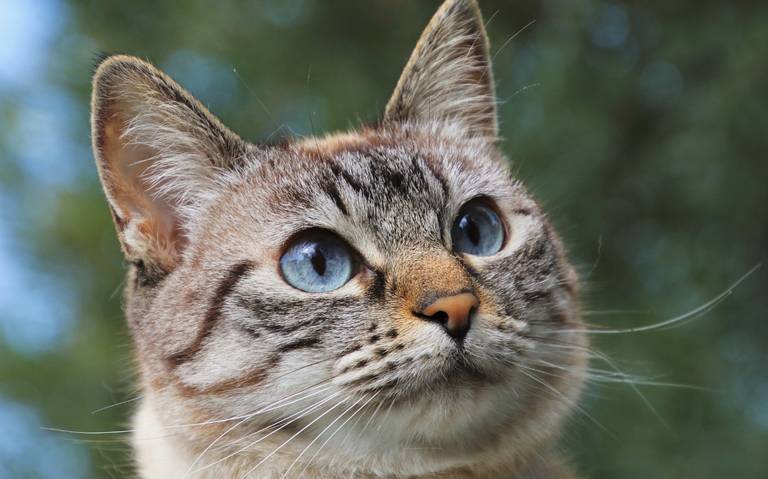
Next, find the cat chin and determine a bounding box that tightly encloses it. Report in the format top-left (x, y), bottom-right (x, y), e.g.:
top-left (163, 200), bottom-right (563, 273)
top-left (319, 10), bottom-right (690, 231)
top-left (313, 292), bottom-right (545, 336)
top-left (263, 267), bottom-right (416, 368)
top-left (296, 383), bottom-right (567, 476)
top-left (134, 394), bottom-right (554, 479)
top-left (335, 350), bottom-right (584, 468)
top-left (335, 377), bottom-right (549, 450)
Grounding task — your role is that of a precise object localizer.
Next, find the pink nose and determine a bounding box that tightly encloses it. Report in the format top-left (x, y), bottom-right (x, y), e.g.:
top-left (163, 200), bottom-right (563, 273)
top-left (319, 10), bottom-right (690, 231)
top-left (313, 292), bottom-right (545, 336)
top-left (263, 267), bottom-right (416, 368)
top-left (416, 292), bottom-right (479, 341)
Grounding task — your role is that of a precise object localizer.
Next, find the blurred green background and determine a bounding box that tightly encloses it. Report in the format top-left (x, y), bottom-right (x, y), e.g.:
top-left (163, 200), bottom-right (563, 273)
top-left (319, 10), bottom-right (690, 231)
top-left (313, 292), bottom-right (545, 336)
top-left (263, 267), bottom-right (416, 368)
top-left (0, 0), bottom-right (766, 477)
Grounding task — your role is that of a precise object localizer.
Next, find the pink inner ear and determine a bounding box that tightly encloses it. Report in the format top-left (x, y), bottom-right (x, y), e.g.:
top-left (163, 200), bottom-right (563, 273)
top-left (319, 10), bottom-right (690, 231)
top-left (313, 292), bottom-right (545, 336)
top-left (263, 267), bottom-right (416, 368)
top-left (93, 56), bottom-right (245, 269)
top-left (101, 120), bottom-right (186, 269)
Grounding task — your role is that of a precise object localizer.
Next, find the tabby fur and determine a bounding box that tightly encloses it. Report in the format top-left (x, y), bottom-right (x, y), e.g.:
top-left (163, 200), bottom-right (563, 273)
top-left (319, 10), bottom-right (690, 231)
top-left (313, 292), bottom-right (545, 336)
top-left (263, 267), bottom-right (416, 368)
top-left (90, 1), bottom-right (587, 477)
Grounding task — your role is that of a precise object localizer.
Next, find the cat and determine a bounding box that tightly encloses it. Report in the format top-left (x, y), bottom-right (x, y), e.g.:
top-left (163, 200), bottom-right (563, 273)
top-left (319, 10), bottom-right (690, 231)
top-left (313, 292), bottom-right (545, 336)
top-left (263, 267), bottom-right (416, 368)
top-left (90, 0), bottom-right (587, 477)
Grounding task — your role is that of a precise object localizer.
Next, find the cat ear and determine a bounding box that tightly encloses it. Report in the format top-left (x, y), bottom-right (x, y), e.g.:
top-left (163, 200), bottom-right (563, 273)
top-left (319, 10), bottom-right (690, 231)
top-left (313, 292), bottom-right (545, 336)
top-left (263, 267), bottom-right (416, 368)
top-left (383, 0), bottom-right (497, 139)
top-left (91, 55), bottom-right (247, 272)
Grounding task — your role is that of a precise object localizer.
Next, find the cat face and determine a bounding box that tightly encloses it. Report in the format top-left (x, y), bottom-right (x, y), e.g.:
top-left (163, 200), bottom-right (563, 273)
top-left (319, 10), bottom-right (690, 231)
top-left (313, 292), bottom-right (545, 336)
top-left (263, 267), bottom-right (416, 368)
top-left (91, 0), bottom-right (586, 474)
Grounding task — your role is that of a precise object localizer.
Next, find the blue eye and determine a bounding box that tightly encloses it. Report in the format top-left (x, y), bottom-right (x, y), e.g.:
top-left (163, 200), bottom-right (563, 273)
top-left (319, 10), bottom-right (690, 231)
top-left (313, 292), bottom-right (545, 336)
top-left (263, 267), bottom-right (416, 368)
top-left (280, 232), bottom-right (356, 293)
top-left (451, 200), bottom-right (505, 256)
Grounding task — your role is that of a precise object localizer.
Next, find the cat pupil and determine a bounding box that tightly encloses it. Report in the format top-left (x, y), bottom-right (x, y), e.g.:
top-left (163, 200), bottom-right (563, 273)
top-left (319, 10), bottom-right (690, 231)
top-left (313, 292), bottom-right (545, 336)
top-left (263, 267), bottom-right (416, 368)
top-left (310, 247), bottom-right (327, 276)
top-left (464, 216), bottom-right (481, 246)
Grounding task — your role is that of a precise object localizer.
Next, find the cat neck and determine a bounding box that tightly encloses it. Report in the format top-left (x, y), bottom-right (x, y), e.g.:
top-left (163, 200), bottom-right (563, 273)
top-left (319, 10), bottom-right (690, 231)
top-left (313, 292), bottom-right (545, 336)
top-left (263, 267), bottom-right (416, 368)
top-left (132, 396), bottom-right (573, 479)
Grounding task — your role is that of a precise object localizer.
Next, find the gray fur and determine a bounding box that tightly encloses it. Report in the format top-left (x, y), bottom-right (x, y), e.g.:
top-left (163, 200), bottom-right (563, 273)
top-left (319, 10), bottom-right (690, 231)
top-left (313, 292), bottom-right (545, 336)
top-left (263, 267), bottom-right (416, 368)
top-left (91, 1), bottom-right (587, 477)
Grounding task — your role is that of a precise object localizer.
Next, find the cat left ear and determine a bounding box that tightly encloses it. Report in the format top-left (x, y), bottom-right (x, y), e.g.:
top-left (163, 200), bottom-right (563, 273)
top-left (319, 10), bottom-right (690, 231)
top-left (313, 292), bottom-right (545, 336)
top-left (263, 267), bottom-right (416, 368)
top-left (383, 0), bottom-right (497, 139)
top-left (91, 55), bottom-right (248, 273)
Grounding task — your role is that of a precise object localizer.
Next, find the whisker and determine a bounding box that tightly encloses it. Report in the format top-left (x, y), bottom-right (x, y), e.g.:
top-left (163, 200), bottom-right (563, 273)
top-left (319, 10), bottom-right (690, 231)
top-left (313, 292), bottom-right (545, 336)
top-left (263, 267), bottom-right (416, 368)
top-left (196, 391), bottom-right (343, 473)
top-left (546, 265), bottom-right (759, 335)
top-left (180, 384), bottom-right (338, 478)
top-left (134, 383), bottom-right (338, 448)
top-left (359, 397), bottom-right (386, 436)
top-left (296, 392), bottom-right (380, 479)
top-left (518, 368), bottom-right (614, 438)
top-left (47, 358), bottom-right (340, 439)
top-left (284, 393), bottom-right (377, 478)
top-left (524, 338), bottom-right (704, 429)
top-left (581, 309), bottom-right (647, 317)
top-left (333, 392), bottom-right (378, 454)
top-left (184, 414), bottom-right (255, 478)
top-left (501, 82), bottom-right (541, 103)
top-left (268, 356), bottom-right (338, 384)
top-left (376, 397), bottom-right (397, 432)
top-left (91, 395), bottom-right (142, 414)
top-left (239, 395), bottom-right (351, 479)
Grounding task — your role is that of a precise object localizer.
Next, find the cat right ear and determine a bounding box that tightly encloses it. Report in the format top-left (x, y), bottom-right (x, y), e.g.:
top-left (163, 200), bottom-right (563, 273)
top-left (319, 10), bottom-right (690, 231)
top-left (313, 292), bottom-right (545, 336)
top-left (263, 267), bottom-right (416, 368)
top-left (91, 55), bottom-right (247, 273)
top-left (383, 0), bottom-right (497, 139)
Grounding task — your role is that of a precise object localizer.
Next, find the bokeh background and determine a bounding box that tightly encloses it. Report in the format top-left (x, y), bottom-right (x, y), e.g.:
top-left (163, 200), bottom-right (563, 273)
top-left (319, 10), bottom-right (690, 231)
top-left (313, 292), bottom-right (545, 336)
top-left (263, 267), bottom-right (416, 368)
top-left (1, 0), bottom-right (766, 477)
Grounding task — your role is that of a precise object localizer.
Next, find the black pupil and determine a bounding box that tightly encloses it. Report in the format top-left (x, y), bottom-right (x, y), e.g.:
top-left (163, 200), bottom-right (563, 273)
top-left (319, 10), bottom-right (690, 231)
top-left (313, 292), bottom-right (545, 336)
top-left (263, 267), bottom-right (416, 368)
top-left (463, 215), bottom-right (481, 246)
top-left (309, 246), bottom-right (327, 276)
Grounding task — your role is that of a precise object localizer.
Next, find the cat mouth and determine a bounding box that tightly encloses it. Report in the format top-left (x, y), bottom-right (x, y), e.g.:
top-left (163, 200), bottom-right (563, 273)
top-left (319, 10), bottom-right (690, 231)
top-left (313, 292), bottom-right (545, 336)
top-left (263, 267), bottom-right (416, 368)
top-left (353, 350), bottom-right (502, 406)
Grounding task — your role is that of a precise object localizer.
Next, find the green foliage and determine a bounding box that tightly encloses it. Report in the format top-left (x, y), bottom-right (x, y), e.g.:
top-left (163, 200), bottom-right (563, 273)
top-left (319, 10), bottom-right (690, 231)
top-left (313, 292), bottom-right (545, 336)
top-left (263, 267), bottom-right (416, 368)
top-left (1, 1), bottom-right (766, 477)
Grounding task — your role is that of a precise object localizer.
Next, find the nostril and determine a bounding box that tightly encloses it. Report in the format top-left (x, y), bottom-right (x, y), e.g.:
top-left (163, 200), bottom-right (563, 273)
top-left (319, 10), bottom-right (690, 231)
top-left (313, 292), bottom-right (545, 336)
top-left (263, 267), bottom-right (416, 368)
top-left (412, 309), bottom-right (447, 323)
top-left (428, 310), bottom-right (449, 323)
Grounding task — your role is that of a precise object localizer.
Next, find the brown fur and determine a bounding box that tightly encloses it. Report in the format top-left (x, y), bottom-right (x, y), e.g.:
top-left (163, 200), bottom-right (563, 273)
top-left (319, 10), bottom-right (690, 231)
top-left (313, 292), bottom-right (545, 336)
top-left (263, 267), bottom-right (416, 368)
top-left (90, 1), bottom-right (587, 478)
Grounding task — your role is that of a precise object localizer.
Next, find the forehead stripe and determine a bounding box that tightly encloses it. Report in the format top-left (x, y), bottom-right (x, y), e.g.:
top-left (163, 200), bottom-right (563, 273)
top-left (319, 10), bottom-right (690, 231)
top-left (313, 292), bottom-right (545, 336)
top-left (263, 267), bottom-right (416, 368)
top-left (330, 163), bottom-right (364, 193)
top-left (322, 179), bottom-right (349, 216)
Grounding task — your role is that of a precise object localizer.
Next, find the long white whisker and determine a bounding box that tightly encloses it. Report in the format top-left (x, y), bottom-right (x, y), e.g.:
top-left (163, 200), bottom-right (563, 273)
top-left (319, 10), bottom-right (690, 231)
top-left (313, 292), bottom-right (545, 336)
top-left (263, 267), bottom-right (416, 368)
top-left (183, 384), bottom-right (332, 477)
top-left (528, 336), bottom-right (670, 427)
top-left (547, 265), bottom-right (759, 335)
top-left (333, 392), bottom-right (380, 454)
top-left (283, 393), bottom-right (377, 479)
top-left (518, 368), bottom-right (614, 438)
top-left (239, 395), bottom-right (351, 479)
top-left (184, 415), bottom-right (253, 478)
top-left (359, 397), bottom-right (386, 436)
top-left (46, 379), bottom-right (336, 439)
top-left (376, 397), bottom-right (397, 432)
top-left (91, 395), bottom-right (143, 414)
top-left (296, 392), bottom-right (380, 479)
top-left (193, 391), bottom-right (342, 474)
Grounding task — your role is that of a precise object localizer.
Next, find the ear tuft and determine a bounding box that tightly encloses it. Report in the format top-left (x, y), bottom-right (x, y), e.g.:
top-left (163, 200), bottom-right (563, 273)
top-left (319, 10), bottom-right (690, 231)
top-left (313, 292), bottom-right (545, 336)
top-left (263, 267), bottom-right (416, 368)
top-left (383, 0), bottom-right (497, 139)
top-left (91, 55), bottom-right (247, 272)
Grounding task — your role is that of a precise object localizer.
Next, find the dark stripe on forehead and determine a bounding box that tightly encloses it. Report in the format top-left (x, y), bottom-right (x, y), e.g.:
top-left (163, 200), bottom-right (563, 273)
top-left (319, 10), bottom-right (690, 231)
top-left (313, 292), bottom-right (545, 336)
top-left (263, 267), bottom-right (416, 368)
top-left (330, 163), bottom-right (364, 193)
top-left (166, 260), bottom-right (254, 368)
top-left (408, 155), bottom-right (428, 186)
top-left (323, 180), bottom-right (349, 216)
top-left (368, 153), bottom-right (409, 196)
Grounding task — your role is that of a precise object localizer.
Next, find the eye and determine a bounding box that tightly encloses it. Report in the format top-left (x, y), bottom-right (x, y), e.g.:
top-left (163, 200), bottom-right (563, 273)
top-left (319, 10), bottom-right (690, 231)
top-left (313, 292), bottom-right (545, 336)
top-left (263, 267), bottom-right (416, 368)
top-left (280, 231), bottom-right (356, 293)
top-left (451, 199), bottom-right (505, 256)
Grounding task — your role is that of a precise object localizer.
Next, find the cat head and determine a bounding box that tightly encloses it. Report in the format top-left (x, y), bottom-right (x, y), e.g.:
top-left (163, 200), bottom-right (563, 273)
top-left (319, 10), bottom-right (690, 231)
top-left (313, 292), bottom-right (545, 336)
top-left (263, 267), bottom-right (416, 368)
top-left (92, 0), bottom-right (586, 474)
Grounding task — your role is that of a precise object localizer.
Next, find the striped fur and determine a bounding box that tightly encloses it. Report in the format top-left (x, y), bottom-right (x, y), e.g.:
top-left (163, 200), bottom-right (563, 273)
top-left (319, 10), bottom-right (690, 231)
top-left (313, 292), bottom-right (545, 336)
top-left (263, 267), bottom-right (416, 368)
top-left (91, 1), bottom-right (586, 478)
